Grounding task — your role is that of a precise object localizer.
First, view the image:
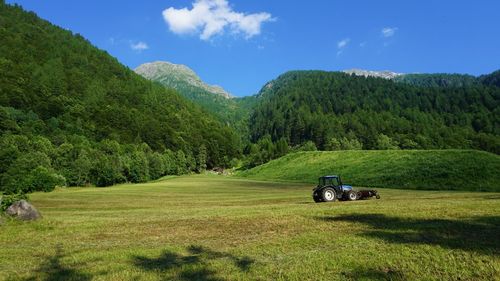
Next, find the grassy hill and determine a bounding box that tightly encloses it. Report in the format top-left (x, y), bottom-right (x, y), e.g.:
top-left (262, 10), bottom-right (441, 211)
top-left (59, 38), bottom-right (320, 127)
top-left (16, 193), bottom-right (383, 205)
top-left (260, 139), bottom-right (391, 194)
top-left (238, 150), bottom-right (500, 191)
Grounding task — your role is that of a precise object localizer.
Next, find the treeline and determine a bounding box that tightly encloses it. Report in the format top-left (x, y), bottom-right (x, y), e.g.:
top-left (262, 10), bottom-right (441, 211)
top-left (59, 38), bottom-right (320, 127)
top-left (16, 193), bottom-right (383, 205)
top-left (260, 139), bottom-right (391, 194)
top-left (0, 132), bottom-right (211, 194)
top-left (249, 71), bottom-right (500, 156)
top-left (394, 73), bottom-right (479, 87)
top-left (0, 3), bottom-right (240, 194)
top-left (243, 136), bottom-right (326, 168)
top-left (480, 70), bottom-right (500, 88)
top-left (394, 71), bottom-right (500, 88)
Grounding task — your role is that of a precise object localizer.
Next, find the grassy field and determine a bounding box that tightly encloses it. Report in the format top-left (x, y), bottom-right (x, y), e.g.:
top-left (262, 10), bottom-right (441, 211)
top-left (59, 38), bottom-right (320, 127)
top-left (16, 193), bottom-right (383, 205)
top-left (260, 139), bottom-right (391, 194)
top-left (1, 175), bottom-right (499, 280)
top-left (238, 150), bottom-right (500, 191)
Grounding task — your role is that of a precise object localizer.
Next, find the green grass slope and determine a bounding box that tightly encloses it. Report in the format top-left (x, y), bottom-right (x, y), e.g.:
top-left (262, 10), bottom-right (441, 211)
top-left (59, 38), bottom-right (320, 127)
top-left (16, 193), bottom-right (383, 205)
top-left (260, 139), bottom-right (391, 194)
top-left (238, 150), bottom-right (500, 191)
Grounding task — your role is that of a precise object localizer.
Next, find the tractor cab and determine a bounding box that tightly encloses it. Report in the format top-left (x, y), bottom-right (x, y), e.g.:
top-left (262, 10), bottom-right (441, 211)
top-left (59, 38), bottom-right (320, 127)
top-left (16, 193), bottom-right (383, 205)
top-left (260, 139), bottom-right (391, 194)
top-left (317, 175), bottom-right (352, 193)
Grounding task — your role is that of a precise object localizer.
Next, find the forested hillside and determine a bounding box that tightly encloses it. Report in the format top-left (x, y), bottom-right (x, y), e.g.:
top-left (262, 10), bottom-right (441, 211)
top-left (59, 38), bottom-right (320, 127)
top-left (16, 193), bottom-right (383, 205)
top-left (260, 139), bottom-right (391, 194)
top-left (135, 62), bottom-right (236, 125)
top-left (135, 61), bottom-right (257, 138)
top-left (394, 73), bottom-right (479, 87)
top-left (0, 3), bottom-right (240, 193)
top-left (249, 71), bottom-right (499, 154)
top-left (480, 70), bottom-right (500, 88)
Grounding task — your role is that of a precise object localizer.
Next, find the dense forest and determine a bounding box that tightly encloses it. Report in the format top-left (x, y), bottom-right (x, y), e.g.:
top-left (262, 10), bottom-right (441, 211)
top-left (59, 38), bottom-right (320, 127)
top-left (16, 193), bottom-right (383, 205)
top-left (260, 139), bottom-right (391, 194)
top-left (394, 71), bottom-right (500, 88)
top-left (394, 73), bottom-right (480, 87)
top-left (143, 74), bottom-right (257, 140)
top-left (0, 3), bottom-right (240, 194)
top-left (480, 70), bottom-right (500, 88)
top-left (248, 71), bottom-right (499, 163)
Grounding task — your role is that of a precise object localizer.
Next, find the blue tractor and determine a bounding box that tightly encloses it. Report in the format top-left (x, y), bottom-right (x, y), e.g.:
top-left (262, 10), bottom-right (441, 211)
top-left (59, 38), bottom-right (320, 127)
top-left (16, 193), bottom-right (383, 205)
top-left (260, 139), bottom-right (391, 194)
top-left (312, 175), bottom-right (380, 203)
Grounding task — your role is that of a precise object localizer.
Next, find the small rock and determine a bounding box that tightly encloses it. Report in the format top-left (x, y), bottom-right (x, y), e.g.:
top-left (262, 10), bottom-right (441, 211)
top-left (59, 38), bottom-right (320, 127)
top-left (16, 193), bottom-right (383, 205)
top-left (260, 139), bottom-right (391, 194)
top-left (5, 200), bottom-right (41, 221)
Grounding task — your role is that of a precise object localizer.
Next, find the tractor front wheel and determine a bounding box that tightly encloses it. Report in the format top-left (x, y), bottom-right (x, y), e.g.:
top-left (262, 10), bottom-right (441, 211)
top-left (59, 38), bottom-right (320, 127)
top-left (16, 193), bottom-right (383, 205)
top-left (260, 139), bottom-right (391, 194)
top-left (321, 187), bottom-right (336, 202)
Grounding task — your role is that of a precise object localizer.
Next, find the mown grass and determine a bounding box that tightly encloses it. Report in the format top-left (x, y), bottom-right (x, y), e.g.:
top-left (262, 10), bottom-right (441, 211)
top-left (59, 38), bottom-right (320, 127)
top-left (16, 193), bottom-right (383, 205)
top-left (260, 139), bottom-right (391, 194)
top-left (238, 150), bottom-right (500, 191)
top-left (1, 175), bottom-right (499, 280)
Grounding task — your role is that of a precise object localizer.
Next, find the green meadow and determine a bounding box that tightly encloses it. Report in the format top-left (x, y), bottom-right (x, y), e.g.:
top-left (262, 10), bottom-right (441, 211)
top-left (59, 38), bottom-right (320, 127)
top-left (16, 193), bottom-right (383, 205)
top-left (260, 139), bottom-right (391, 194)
top-left (1, 175), bottom-right (499, 280)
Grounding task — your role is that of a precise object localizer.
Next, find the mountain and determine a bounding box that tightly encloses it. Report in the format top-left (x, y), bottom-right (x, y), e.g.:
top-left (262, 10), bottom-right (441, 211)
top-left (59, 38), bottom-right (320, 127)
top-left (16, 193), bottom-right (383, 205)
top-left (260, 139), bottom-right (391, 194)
top-left (135, 61), bottom-right (232, 98)
top-left (343, 68), bottom-right (404, 79)
top-left (249, 70), bottom-right (499, 154)
top-left (0, 2), bottom-right (240, 193)
top-left (135, 60), bottom-right (257, 140)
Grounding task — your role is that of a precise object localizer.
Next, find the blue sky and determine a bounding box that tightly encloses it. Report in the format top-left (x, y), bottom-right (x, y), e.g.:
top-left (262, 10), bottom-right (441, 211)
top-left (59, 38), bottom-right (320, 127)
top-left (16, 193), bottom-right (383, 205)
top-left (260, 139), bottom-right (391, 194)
top-left (6, 0), bottom-right (500, 96)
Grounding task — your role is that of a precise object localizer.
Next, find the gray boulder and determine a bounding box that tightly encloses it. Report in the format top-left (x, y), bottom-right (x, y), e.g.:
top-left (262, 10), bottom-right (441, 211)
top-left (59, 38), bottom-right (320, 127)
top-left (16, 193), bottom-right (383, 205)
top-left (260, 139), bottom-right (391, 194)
top-left (6, 200), bottom-right (41, 221)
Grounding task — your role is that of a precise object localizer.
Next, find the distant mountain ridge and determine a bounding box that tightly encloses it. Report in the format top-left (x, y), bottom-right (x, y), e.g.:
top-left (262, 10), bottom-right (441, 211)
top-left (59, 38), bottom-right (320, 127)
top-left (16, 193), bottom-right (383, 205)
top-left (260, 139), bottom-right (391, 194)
top-left (343, 68), bottom-right (500, 88)
top-left (343, 68), bottom-right (404, 79)
top-left (135, 61), bottom-right (232, 98)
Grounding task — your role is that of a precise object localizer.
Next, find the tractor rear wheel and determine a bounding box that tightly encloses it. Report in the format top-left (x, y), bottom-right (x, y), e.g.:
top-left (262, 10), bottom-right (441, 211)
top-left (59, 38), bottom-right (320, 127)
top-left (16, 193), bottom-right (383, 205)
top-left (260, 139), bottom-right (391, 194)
top-left (321, 187), bottom-right (336, 202)
top-left (346, 190), bottom-right (357, 201)
top-left (356, 191), bottom-right (363, 200)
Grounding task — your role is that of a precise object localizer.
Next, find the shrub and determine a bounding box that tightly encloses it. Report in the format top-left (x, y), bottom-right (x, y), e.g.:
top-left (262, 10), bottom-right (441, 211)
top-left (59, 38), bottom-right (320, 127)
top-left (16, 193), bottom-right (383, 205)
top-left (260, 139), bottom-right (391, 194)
top-left (376, 134), bottom-right (400, 150)
top-left (294, 141), bottom-right (317, 152)
top-left (0, 193), bottom-right (28, 211)
top-left (28, 166), bottom-right (66, 192)
top-left (2, 164), bottom-right (65, 194)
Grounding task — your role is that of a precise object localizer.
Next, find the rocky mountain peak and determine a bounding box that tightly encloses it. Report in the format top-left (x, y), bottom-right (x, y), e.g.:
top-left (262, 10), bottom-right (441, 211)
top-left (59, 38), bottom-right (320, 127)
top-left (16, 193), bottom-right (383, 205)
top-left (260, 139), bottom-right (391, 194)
top-left (135, 61), bottom-right (232, 98)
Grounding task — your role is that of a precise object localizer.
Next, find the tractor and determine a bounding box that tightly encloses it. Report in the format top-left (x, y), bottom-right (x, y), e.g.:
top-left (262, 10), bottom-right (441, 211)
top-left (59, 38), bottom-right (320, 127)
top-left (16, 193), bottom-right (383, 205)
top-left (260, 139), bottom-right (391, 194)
top-left (312, 175), bottom-right (380, 203)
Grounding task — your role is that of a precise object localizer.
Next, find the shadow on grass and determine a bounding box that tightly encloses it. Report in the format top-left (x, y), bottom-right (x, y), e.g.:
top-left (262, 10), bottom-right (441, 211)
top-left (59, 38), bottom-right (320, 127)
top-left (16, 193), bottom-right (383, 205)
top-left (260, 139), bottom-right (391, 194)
top-left (24, 245), bottom-right (92, 281)
top-left (484, 195), bottom-right (500, 200)
top-left (318, 214), bottom-right (500, 255)
top-left (132, 245), bottom-right (254, 281)
top-left (341, 267), bottom-right (406, 281)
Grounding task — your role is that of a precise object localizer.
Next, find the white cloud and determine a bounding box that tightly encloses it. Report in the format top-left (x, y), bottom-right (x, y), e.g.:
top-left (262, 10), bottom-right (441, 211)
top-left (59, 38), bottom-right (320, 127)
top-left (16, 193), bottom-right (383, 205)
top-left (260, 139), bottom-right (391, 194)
top-left (162, 0), bottom-right (274, 40)
top-left (130, 41), bottom-right (149, 51)
top-left (337, 38), bottom-right (350, 49)
top-left (336, 38), bottom-right (350, 56)
top-left (381, 27), bottom-right (398, 37)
